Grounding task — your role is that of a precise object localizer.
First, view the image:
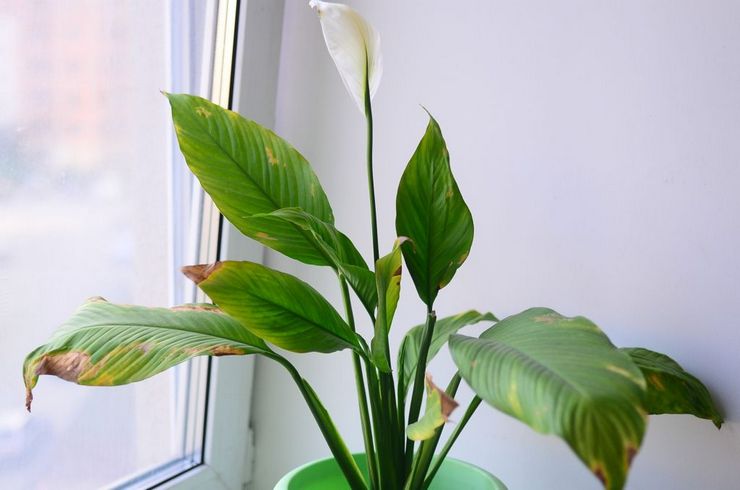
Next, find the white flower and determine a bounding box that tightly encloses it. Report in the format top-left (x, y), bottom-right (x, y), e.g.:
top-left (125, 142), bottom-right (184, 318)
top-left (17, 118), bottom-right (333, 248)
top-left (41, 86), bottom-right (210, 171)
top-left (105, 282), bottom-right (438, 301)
top-left (310, 0), bottom-right (382, 114)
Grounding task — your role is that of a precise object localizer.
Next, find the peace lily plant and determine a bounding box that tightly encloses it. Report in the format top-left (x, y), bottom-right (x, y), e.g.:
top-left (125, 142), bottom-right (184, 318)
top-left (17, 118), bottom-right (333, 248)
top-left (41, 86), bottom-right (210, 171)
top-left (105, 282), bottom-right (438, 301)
top-left (24, 2), bottom-right (722, 489)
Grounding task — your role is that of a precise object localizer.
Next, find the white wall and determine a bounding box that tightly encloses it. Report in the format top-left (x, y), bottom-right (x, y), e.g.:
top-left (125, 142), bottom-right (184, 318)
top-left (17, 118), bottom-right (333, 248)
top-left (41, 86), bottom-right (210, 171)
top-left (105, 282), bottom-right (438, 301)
top-left (247, 1), bottom-right (740, 488)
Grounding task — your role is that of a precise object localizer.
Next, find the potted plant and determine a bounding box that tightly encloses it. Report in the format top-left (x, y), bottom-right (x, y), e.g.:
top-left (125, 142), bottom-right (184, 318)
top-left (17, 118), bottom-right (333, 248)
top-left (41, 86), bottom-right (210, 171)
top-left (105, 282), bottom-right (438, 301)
top-left (23, 2), bottom-right (722, 489)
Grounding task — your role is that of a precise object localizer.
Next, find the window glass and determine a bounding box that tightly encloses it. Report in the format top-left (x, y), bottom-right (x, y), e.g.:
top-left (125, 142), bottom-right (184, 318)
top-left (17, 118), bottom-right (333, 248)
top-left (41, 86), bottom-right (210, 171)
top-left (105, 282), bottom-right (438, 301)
top-left (0, 1), bottom-right (217, 488)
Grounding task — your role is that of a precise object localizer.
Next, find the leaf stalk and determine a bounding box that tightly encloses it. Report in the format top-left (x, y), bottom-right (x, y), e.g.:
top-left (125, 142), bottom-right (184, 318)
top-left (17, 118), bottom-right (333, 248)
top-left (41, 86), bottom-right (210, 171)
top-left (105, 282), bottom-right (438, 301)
top-left (405, 308), bottom-right (437, 472)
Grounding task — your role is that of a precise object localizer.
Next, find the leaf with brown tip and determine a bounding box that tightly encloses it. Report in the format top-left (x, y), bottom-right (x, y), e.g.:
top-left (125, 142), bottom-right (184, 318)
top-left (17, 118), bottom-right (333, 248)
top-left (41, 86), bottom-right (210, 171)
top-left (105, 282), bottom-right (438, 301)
top-left (406, 374), bottom-right (459, 441)
top-left (188, 260), bottom-right (362, 354)
top-left (622, 347), bottom-right (723, 428)
top-left (23, 299), bottom-right (270, 411)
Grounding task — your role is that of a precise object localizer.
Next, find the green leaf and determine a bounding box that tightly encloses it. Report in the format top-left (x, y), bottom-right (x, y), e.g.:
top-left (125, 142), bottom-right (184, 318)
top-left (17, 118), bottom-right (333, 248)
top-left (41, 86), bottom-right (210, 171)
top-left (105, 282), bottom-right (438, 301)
top-left (370, 239), bottom-right (405, 372)
top-left (398, 310), bottom-right (496, 399)
top-left (450, 308), bottom-right (647, 490)
top-left (406, 375), bottom-right (459, 441)
top-left (184, 261), bottom-right (361, 354)
top-left (395, 114), bottom-right (474, 306)
top-left (622, 347), bottom-right (723, 428)
top-left (165, 93), bottom-right (337, 261)
top-left (23, 298), bottom-right (270, 411)
top-left (246, 208), bottom-right (377, 316)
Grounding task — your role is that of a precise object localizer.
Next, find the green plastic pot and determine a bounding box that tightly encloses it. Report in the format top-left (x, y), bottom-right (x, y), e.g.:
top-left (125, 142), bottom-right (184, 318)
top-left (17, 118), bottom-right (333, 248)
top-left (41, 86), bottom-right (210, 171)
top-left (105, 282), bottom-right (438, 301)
top-left (274, 453), bottom-right (507, 489)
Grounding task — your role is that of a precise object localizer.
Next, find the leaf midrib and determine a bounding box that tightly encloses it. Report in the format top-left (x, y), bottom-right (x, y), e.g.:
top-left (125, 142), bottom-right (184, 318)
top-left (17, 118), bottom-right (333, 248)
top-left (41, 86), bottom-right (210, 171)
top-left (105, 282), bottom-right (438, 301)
top-left (215, 275), bottom-right (358, 350)
top-left (57, 322), bottom-right (267, 350)
top-left (188, 108), bottom-right (334, 224)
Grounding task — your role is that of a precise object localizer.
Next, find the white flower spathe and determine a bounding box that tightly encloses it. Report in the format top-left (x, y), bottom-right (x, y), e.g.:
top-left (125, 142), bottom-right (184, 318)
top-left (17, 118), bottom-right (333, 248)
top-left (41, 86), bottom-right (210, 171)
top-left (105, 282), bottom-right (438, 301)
top-left (310, 0), bottom-right (382, 114)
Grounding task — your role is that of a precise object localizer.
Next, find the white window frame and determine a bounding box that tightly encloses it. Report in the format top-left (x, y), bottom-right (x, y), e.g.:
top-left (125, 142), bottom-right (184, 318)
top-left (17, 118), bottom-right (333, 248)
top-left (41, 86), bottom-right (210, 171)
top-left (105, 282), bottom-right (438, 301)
top-left (110, 1), bottom-right (285, 489)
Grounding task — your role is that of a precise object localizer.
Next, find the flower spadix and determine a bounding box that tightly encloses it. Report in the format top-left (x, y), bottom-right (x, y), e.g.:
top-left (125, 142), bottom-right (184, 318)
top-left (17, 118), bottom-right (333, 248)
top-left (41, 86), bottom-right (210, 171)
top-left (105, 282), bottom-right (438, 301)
top-left (310, 0), bottom-right (382, 114)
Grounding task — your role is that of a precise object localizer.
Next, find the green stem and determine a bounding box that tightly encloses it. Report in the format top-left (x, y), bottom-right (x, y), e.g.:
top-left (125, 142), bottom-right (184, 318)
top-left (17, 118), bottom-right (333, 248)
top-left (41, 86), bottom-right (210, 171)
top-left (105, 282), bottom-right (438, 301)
top-left (379, 370), bottom-right (403, 487)
top-left (406, 374), bottom-right (461, 490)
top-left (396, 352), bottom-right (407, 442)
top-left (364, 69), bottom-right (379, 264)
top-left (364, 359), bottom-right (393, 489)
top-left (405, 308), bottom-right (437, 472)
top-left (270, 354), bottom-right (367, 490)
top-left (423, 396), bottom-right (482, 489)
top-left (339, 277), bottom-right (379, 489)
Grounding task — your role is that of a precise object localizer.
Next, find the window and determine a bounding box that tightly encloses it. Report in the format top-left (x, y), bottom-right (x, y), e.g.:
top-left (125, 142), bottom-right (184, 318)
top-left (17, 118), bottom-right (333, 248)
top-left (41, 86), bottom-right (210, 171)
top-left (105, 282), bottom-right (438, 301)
top-left (0, 1), bottom-right (262, 488)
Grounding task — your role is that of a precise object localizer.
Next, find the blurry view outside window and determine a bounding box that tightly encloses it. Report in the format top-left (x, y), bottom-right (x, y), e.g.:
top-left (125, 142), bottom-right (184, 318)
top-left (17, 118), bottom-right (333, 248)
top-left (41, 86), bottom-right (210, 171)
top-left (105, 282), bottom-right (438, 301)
top-left (0, 1), bottom-right (219, 488)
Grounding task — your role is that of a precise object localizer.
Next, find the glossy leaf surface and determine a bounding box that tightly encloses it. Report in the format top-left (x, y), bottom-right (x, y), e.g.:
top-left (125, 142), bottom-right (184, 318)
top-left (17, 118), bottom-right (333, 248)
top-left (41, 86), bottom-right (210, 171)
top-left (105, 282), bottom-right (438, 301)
top-left (450, 308), bottom-right (647, 490)
top-left (622, 347), bottom-right (723, 428)
top-left (395, 115), bottom-right (474, 306)
top-left (398, 310), bottom-right (496, 399)
top-left (370, 240), bottom-right (404, 372)
top-left (184, 261), bottom-right (361, 354)
top-left (246, 208), bottom-right (376, 315)
top-left (166, 93), bottom-right (337, 264)
top-left (24, 298), bottom-right (269, 410)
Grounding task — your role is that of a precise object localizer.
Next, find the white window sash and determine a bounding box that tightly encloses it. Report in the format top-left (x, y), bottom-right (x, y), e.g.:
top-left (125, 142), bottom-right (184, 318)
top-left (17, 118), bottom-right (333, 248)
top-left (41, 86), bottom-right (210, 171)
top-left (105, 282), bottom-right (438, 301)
top-left (157, 1), bottom-right (285, 489)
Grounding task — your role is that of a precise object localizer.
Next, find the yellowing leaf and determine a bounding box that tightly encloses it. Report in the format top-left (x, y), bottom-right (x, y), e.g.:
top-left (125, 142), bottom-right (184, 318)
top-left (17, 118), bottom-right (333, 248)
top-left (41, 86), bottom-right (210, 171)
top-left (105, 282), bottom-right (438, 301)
top-left (370, 238), bottom-right (406, 372)
top-left (451, 308), bottom-right (647, 490)
top-left (406, 374), bottom-right (459, 441)
top-left (23, 299), bottom-right (270, 411)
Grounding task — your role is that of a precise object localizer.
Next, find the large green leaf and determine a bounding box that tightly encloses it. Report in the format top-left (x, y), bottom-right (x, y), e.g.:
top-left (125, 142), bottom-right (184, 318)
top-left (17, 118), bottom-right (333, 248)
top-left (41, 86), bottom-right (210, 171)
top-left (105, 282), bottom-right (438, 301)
top-left (450, 308), bottom-right (647, 490)
top-left (622, 347), bottom-right (723, 428)
top-left (24, 298), bottom-right (270, 411)
top-left (370, 240), bottom-right (404, 372)
top-left (395, 114), bottom-right (474, 306)
top-left (184, 261), bottom-right (361, 354)
top-left (246, 208), bottom-right (377, 316)
top-left (166, 94), bottom-right (339, 264)
top-left (398, 310), bottom-right (496, 399)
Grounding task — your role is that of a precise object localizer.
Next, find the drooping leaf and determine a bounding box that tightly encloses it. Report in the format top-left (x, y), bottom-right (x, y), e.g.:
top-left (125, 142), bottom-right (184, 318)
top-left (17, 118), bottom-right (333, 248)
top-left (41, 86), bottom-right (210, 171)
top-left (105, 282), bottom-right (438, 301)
top-left (310, 0), bottom-right (382, 115)
top-left (398, 310), bottom-right (497, 399)
top-left (183, 261), bottom-right (361, 354)
top-left (406, 374), bottom-right (459, 441)
top-left (621, 347), bottom-right (723, 428)
top-left (450, 308), bottom-right (647, 490)
top-left (165, 93), bottom-right (338, 264)
top-left (246, 208), bottom-right (377, 315)
top-left (370, 239), bottom-right (405, 372)
top-left (341, 264), bottom-right (378, 319)
top-left (23, 298), bottom-right (270, 411)
top-left (395, 114), bottom-right (474, 306)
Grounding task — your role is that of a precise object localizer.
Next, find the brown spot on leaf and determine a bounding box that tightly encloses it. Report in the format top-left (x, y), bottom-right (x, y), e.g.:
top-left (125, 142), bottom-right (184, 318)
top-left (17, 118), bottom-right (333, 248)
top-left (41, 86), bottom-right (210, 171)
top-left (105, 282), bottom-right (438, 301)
top-left (182, 262), bottom-right (222, 284)
top-left (648, 372), bottom-right (665, 390)
top-left (25, 389), bottom-right (33, 412)
top-left (195, 107), bottom-right (212, 118)
top-left (139, 343), bottom-right (153, 354)
top-left (426, 374), bottom-right (459, 420)
top-left (35, 352), bottom-right (91, 383)
top-left (183, 345), bottom-right (244, 357)
top-left (265, 146), bottom-right (279, 166)
top-left (211, 346), bottom-right (245, 356)
top-left (626, 444), bottom-right (638, 466)
top-left (172, 304), bottom-right (223, 313)
top-left (86, 296), bottom-right (108, 304)
top-left (256, 232), bottom-right (277, 241)
top-left (593, 465), bottom-right (607, 486)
